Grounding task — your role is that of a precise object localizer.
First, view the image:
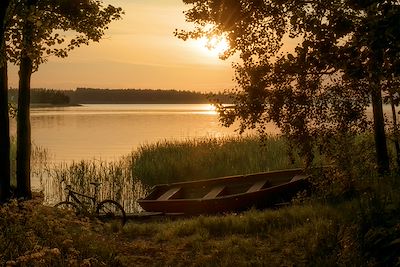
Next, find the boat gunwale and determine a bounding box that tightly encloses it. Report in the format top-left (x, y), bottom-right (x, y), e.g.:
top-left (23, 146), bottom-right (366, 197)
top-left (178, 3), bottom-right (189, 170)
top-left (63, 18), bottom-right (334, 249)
top-left (138, 169), bottom-right (308, 203)
top-left (143, 168), bottom-right (303, 190)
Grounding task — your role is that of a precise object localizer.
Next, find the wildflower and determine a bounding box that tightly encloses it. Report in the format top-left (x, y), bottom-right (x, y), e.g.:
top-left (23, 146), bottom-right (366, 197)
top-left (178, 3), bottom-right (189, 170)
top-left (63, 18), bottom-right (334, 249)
top-left (5, 260), bottom-right (16, 267)
top-left (62, 239), bottom-right (74, 248)
top-left (27, 251), bottom-right (46, 260)
top-left (50, 248), bottom-right (61, 256)
top-left (68, 247), bottom-right (80, 258)
top-left (81, 257), bottom-right (99, 267)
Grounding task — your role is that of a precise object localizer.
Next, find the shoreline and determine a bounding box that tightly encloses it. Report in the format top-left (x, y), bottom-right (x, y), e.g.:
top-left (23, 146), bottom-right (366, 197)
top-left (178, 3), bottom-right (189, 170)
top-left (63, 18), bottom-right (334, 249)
top-left (29, 103), bottom-right (82, 108)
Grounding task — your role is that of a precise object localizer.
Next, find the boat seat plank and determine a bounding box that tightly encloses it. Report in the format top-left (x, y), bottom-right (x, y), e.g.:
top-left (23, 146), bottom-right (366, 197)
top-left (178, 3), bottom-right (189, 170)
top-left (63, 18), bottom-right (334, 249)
top-left (290, 175), bottom-right (308, 182)
top-left (158, 187), bottom-right (181, 200)
top-left (247, 180), bottom-right (269, 193)
top-left (203, 185), bottom-right (226, 199)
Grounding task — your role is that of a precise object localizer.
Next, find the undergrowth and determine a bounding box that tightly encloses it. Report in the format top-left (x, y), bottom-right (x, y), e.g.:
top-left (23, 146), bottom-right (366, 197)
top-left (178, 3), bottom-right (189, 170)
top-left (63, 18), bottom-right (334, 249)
top-left (2, 182), bottom-right (398, 266)
top-left (3, 135), bottom-right (400, 266)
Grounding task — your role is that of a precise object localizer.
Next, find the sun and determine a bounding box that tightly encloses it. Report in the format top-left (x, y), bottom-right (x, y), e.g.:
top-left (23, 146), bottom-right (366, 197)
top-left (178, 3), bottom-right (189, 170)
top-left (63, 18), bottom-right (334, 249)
top-left (195, 36), bottom-right (230, 58)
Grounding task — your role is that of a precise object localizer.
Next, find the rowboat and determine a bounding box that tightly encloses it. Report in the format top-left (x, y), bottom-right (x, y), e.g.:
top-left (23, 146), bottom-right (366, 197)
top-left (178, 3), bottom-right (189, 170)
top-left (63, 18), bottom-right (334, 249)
top-left (138, 168), bottom-right (310, 215)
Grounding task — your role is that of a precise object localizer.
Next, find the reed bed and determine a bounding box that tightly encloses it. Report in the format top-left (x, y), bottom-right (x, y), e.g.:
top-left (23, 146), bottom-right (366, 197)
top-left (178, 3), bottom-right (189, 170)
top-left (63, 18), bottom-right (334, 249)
top-left (42, 157), bottom-right (147, 213)
top-left (33, 135), bottom-right (301, 213)
top-left (11, 138), bottom-right (147, 213)
top-left (10, 138), bottom-right (49, 188)
top-left (131, 135), bottom-right (302, 185)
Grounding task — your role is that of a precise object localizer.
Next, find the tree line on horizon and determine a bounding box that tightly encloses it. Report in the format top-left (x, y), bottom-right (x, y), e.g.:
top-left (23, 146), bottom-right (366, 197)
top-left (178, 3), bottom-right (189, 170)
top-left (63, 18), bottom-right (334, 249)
top-left (69, 88), bottom-right (233, 104)
top-left (8, 88), bottom-right (233, 105)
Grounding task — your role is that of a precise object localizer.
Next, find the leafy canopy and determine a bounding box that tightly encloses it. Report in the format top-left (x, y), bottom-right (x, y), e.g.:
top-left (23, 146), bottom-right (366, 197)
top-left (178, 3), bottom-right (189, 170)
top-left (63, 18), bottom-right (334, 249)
top-left (177, 0), bottom-right (400, 167)
top-left (5, 0), bottom-right (123, 70)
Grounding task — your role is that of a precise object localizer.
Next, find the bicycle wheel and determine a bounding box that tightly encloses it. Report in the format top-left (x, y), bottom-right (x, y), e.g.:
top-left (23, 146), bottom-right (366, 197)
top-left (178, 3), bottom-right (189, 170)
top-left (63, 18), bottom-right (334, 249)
top-left (96, 200), bottom-right (126, 225)
top-left (54, 201), bottom-right (80, 214)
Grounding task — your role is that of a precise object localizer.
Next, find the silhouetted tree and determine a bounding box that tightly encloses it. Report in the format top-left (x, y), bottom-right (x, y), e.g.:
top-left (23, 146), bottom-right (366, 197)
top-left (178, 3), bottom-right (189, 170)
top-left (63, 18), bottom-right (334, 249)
top-left (9, 89), bottom-right (70, 105)
top-left (70, 88), bottom-right (212, 104)
top-left (6, 0), bottom-right (122, 198)
top-left (177, 0), bottom-right (400, 174)
top-left (0, 0), bottom-right (11, 202)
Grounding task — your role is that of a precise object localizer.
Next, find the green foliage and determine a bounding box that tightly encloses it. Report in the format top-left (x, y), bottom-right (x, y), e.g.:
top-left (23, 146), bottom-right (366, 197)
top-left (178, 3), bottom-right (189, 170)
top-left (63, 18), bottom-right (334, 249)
top-left (7, 103), bottom-right (16, 117)
top-left (351, 175), bottom-right (400, 266)
top-left (0, 194), bottom-right (121, 266)
top-left (309, 134), bottom-right (378, 200)
top-left (4, 0), bottom-right (123, 199)
top-left (177, 0), bottom-right (400, 172)
top-left (5, 0), bottom-right (123, 69)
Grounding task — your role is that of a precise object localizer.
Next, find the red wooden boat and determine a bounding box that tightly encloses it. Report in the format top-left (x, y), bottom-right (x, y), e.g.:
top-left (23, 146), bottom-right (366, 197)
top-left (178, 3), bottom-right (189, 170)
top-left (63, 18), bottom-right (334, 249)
top-left (138, 169), bottom-right (310, 215)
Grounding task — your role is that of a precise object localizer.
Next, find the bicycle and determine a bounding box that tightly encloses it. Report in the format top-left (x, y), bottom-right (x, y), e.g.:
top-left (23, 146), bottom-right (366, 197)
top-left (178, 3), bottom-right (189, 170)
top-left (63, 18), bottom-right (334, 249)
top-left (54, 182), bottom-right (127, 225)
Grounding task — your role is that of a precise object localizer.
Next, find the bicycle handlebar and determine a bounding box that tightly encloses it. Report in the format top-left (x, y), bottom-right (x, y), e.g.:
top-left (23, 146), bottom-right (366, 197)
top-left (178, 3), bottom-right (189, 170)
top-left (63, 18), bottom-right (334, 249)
top-left (62, 182), bottom-right (101, 189)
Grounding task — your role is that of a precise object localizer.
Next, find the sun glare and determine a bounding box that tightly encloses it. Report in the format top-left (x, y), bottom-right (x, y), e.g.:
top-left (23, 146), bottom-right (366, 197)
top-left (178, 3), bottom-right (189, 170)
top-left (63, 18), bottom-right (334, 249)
top-left (206, 104), bottom-right (217, 111)
top-left (198, 104), bottom-right (218, 115)
top-left (195, 36), bottom-right (230, 58)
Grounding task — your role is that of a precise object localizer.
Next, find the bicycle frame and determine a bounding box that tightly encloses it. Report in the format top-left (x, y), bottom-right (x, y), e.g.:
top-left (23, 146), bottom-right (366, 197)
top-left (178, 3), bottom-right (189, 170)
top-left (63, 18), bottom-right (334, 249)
top-left (64, 184), bottom-right (99, 211)
top-left (56, 183), bottom-right (127, 225)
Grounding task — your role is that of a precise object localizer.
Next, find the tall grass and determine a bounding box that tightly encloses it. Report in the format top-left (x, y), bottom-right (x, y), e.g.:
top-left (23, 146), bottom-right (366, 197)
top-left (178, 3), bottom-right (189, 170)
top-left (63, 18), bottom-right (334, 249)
top-left (11, 138), bottom-right (147, 213)
top-left (131, 135), bottom-right (302, 185)
top-left (120, 204), bottom-right (347, 266)
top-left (43, 157), bottom-right (147, 213)
top-left (40, 135), bottom-right (299, 213)
top-left (4, 135), bottom-right (400, 266)
top-left (10, 137), bottom-right (49, 188)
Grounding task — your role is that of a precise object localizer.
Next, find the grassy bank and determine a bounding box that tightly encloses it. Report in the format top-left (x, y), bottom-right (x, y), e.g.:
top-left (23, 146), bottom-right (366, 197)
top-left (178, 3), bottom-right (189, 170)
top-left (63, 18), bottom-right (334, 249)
top-left (1, 178), bottom-right (399, 266)
top-left (3, 135), bottom-right (399, 266)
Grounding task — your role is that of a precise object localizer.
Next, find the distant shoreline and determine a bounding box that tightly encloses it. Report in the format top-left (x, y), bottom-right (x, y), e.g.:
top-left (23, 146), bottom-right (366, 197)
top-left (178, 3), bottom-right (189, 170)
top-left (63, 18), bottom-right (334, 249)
top-left (9, 88), bottom-right (233, 106)
top-left (29, 103), bottom-right (82, 108)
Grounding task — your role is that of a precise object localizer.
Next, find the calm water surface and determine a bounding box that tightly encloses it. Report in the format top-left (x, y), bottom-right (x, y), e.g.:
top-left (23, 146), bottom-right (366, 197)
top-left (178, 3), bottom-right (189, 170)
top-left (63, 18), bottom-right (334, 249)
top-left (10, 104), bottom-right (278, 164)
top-left (9, 104), bottom-right (390, 165)
top-left (8, 103), bottom-right (391, 202)
top-left (9, 104), bottom-right (280, 194)
top-left (11, 104), bottom-right (390, 163)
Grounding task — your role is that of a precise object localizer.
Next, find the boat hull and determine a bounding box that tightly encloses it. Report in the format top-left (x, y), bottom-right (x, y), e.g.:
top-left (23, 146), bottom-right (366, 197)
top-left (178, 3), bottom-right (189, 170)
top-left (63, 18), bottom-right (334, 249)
top-left (138, 169), bottom-right (309, 215)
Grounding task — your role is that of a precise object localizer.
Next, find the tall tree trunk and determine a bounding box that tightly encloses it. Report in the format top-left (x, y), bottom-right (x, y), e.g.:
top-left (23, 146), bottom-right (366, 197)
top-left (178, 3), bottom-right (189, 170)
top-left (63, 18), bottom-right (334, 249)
top-left (389, 92), bottom-right (400, 170)
top-left (368, 37), bottom-right (390, 175)
top-left (16, 54), bottom-right (32, 199)
top-left (16, 14), bottom-right (34, 199)
top-left (371, 83), bottom-right (390, 175)
top-left (0, 0), bottom-right (11, 202)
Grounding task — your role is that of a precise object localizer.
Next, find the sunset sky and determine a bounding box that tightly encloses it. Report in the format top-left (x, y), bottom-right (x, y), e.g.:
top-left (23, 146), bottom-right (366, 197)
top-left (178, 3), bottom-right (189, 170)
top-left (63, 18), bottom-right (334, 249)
top-left (8, 0), bottom-right (236, 92)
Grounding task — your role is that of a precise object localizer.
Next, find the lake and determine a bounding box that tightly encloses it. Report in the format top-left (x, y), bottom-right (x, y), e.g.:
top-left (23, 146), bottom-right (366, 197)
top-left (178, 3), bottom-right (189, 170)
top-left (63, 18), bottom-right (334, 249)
top-left (10, 104), bottom-right (278, 164)
top-left (8, 104), bottom-right (279, 196)
top-left (7, 103), bottom-right (394, 209)
top-left (9, 103), bottom-right (393, 165)
top-left (9, 103), bottom-right (391, 192)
